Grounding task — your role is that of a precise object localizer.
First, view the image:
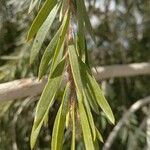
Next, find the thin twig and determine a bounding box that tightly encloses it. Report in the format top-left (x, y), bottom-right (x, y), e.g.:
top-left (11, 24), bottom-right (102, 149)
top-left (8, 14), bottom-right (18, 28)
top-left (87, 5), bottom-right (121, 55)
top-left (102, 96), bottom-right (150, 150)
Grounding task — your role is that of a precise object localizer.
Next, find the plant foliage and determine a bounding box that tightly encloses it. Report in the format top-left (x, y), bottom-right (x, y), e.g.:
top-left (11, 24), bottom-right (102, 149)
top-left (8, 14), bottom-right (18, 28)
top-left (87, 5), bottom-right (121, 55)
top-left (28, 0), bottom-right (114, 149)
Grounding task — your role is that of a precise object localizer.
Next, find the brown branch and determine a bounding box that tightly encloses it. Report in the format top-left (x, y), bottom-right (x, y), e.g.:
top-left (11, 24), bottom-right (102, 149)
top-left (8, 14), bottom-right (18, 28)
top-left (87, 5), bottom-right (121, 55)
top-left (0, 62), bottom-right (150, 101)
top-left (102, 96), bottom-right (150, 150)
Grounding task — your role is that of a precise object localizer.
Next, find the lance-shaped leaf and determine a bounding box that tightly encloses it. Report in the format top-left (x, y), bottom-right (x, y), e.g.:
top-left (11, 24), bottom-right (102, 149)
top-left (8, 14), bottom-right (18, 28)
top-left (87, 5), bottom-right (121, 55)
top-left (86, 72), bottom-right (115, 124)
top-left (68, 45), bottom-right (83, 97)
top-left (79, 60), bottom-right (115, 124)
top-left (38, 27), bottom-right (62, 78)
top-left (76, 0), bottom-right (85, 58)
top-left (83, 93), bottom-right (96, 140)
top-left (27, 0), bottom-right (56, 40)
top-left (84, 85), bottom-right (100, 114)
top-left (79, 60), bottom-right (99, 114)
top-left (80, 0), bottom-right (96, 42)
top-left (30, 3), bottom-right (60, 64)
top-left (78, 99), bottom-right (95, 150)
top-left (51, 83), bottom-right (70, 150)
top-left (30, 59), bottom-right (65, 149)
top-left (71, 101), bottom-right (76, 150)
top-left (95, 127), bottom-right (103, 142)
top-left (50, 9), bottom-right (70, 75)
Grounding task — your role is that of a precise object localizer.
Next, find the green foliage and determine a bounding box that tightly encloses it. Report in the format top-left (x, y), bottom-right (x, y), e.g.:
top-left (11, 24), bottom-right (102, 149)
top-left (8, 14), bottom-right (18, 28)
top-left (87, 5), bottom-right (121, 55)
top-left (28, 0), bottom-right (114, 149)
top-left (0, 0), bottom-right (149, 149)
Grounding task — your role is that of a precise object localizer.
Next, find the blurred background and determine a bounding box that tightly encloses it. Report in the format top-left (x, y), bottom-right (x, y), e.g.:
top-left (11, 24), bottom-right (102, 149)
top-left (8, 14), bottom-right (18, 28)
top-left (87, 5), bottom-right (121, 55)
top-left (0, 0), bottom-right (150, 149)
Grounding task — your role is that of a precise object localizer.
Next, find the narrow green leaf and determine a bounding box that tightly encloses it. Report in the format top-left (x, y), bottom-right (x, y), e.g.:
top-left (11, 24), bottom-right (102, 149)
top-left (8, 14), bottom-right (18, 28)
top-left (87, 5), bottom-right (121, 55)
top-left (83, 93), bottom-right (96, 140)
top-left (59, 0), bottom-right (68, 21)
top-left (78, 59), bottom-right (114, 124)
top-left (78, 99), bottom-right (95, 150)
top-left (80, 0), bottom-right (96, 42)
top-left (30, 59), bottom-right (65, 149)
top-left (51, 83), bottom-right (70, 150)
top-left (76, 0), bottom-right (86, 60)
top-left (71, 102), bottom-right (76, 150)
top-left (87, 73), bottom-right (115, 124)
top-left (50, 9), bottom-right (70, 75)
top-left (38, 27), bottom-right (62, 78)
top-left (30, 3), bottom-right (60, 64)
top-left (27, 0), bottom-right (56, 40)
top-left (68, 45), bottom-right (83, 97)
top-left (84, 86), bottom-right (100, 114)
top-left (78, 60), bottom-right (99, 114)
top-left (95, 127), bottom-right (103, 142)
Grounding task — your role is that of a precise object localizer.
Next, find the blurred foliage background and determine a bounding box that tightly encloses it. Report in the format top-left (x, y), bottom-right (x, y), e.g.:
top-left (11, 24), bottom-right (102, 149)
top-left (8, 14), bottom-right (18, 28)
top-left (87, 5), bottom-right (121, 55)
top-left (0, 0), bottom-right (150, 149)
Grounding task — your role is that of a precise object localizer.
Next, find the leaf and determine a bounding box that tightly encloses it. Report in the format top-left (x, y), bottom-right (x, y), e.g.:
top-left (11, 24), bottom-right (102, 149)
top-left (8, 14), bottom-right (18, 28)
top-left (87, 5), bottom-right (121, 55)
top-left (83, 93), bottom-right (96, 140)
top-left (68, 45), bottom-right (83, 97)
top-left (28, 0), bottom-right (39, 14)
top-left (87, 72), bottom-right (115, 124)
top-left (79, 60), bottom-right (115, 124)
top-left (71, 101), bottom-right (76, 150)
top-left (51, 83), bottom-right (70, 150)
top-left (80, 0), bottom-right (96, 42)
top-left (76, 0), bottom-right (86, 60)
top-left (95, 127), bottom-right (103, 142)
top-left (30, 59), bottom-right (65, 149)
top-left (84, 85), bottom-right (100, 114)
top-left (50, 9), bottom-right (70, 75)
top-left (78, 99), bottom-right (95, 150)
top-left (30, 3), bottom-right (60, 64)
top-left (38, 27), bottom-right (62, 78)
top-left (27, 0), bottom-right (57, 40)
top-left (79, 60), bottom-right (99, 114)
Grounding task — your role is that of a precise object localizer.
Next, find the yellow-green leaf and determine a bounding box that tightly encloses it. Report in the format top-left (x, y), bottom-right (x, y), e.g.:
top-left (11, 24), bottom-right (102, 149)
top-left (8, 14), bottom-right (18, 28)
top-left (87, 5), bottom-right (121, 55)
top-left (80, 0), bottom-right (96, 42)
top-left (30, 59), bottom-right (65, 149)
top-left (50, 9), bottom-right (70, 75)
top-left (38, 27), bottom-right (62, 78)
top-left (83, 93), bottom-right (96, 140)
top-left (30, 3), bottom-right (60, 64)
top-left (27, 0), bottom-right (56, 40)
top-left (79, 59), bottom-right (115, 124)
top-left (95, 127), bottom-right (103, 142)
top-left (78, 99), bottom-right (95, 150)
top-left (71, 101), bottom-right (76, 150)
top-left (68, 45), bottom-right (83, 97)
top-left (51, 83), bottom-right (70, 150)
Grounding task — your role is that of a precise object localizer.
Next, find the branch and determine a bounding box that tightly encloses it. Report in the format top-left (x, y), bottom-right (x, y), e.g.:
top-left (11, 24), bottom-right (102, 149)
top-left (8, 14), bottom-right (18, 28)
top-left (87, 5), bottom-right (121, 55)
top-left (0, 62), bottom-right (150, 101)
top-left (102, 96), bottom-right (150, 150)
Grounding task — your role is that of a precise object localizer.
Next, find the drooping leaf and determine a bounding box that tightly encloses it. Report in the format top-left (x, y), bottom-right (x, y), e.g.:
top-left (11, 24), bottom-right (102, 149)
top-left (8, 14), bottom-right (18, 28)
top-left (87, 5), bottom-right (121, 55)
top-left (30, 3), bottom-right (60, 64)
top-left (95, 127), bottom-right (103, 142)
top-left (68, 45), bottom-right (83, 97)
top-left (78, 99), bottom-right (95, 150)
top-left (79, 60), bottom-right (115, 124)
top-left (30, 59), bottom-right (65, 149)
top-left (76, 0), bottom-right (86, 61)
top-left (84, 85), bottom-right (100, 114)
top-left (83, 93), bottom-right (96, 140)
top-left (50, 9), bottom-right (70, 75)
top-left (51, 83), bottom-right (70, 150)
top-left (71, 101), bottom-right (76, 150)
top-left (80, 0), bottom-right (96, 42)
top-left (59, 0), bottom-right (68, 22)
top-left (27, 0), bottom-right (57, 40)
top-left (38, 27), bottom-right (62, 78)
top-left (87, 72), bottom-right (115, 124)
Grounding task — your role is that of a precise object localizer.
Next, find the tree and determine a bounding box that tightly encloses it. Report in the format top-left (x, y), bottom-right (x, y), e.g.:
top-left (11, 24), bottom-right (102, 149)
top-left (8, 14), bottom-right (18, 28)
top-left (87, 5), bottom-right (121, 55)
top-left (0, 0), bottom-right (149, 150)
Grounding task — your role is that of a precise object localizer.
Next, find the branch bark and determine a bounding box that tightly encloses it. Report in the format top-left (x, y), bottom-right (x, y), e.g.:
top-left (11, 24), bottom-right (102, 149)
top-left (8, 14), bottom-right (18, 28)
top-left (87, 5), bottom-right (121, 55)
top-left (0, 62), bottom-right (150, 101)
top-left (102, 96), bottom-right (150, 150)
